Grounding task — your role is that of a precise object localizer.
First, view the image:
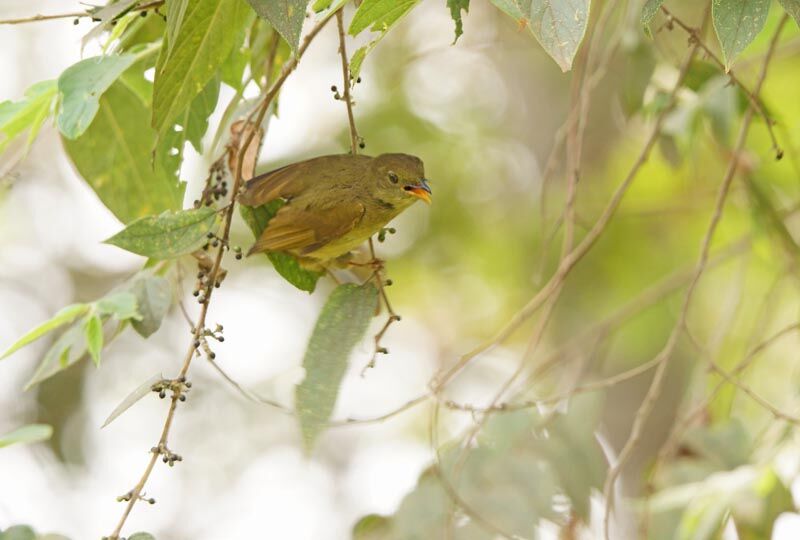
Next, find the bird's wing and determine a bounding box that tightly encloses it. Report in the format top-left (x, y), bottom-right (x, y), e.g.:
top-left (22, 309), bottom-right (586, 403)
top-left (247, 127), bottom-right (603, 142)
top-left (248, 200), bottom-right (366, 256)
top-left (238, 155), bottom-right (371, 206)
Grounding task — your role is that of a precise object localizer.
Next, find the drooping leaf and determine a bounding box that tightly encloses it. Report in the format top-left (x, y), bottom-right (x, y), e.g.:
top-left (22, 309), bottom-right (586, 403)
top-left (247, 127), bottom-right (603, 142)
top-left (489, 0), bottom-right (590, 71)
top-left (447, 0), bottom-right (470, 43)
top-left (104, 207), bottom-right (219, 259)
top-left (62, 82), bottom-right (185, 224)
top-left (246, 0), bottom-right (308, 52)
top-left (529, 0), bottom-right (591, 72)
top-left (349, 45), bottom-right (370, 81)
top-left (712, 0), bottom-right (771, 69)
top-left (101, 373), bottom-right (163, 428)
top-left (129, 275), bottom-right (172, 337)
top-left (0, 304), bottom-right (89, 360)
top-left (295, 284), bottom-right (379, 450)
top-left (152, 0), bottom-right (251, 137)
top-left (56, 54), bottom-right (137, 139)
top-left (0, 424), bottom-right (53, 449)
top-left (0, 80), bottom-right (57, 155)
top-left (779, 0), bottom-right (800, 26)
top-left (25, 324), bottom-right (88, 389)
top-left (642, 0), bottom-right (665, 36)
top-left (240, 203), bottom-right (322, 292)
top-left (642, 0), bottom-right (665, 26)
top-left (84, 314), bottom-right (104, 367)
top-left (96, 291), bottom-right (141, 321)
top-left (349, 0), bottom-right (421, 35)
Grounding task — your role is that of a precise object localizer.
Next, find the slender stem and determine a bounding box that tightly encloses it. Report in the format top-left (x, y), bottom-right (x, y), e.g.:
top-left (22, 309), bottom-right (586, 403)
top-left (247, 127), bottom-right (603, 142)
top-left (0, 0), bottom-right (164, 25)
top-left (336, 10), bottom-right (359, 154)
top-left (661, 6), bottom-right (783, 159)
top-left (105, 15), bottom-right (334, 540)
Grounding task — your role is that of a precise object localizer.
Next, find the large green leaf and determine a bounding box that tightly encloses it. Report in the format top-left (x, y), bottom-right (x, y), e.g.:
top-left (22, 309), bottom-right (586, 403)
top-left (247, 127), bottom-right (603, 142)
top-left (152, 0), bottom-right (251, 137)
top-left (0, 304), bottom-right (89, 360)
top-left (489, 0), bottom-right (590, 71)
top-left (62, 82), bottom-right (185, 224)
top-left (104, 207), bottom-right (219, 259)
top-left (240, 203), bottom-right (322, 292)
top-left (0, 424), bottom-right (53, 449)
top-left (295, 284), bottom-right (379, 450)
top-left (246, 0), bottom-right (308, 52)
top-left (0, 80), bottom-right (57, 155)
top-left (56, 54), bottom-right (137, 139)
top-left (779, 0), bottom-right (800, 25)
top-left (712, 0), bottom-right (771, 68)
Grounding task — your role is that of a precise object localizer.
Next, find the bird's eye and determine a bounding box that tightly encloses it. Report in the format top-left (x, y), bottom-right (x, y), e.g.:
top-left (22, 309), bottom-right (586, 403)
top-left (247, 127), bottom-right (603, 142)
top-left (388, 172), bottom-right (399, 184)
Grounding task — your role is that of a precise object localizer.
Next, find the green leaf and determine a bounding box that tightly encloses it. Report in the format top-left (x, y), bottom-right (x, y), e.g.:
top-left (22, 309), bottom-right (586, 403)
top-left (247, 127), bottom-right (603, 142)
top-left (102, 373), bottom-right (162, 428)
top-left (96, 291), bottom-right (141, 321)
top-left (779, 0), bottom-right (800, 26)
top-left (128, 534), bottom-right (156, 540)
top-left (349, 0), bottom-right (421, 35)
top-left (0, 424), bottom-right (53, 449)
top-left (84, 314), bottom-right (104, 367)
top-left (63, 82), bottom-right (185, 224)
top-left (56, 54), bottom-right (137, 139)
top-left (349, 46), bottom-right (370, 81)
top-left (129, 275), bottom-right (172, 337)
top-left (529, 0), bottom-right (591, 72)
top-left (166, 0), bottom-right (190, 57)
top-left (642, 0), bottom-right (664, 36)
top-left (1, 304), bottom-right (89, 360)
top-left (346, 0), bottom-right (420, 80)
top-left (295, 284), bottom-right (379, 450)
top-left (25, 324), bottom-right (88, 389)
top-left (642, 0), bottom-right (664, 26)
top-left (312, 0), bottom-right (334, 11)
top-left (240, 203), bottom-right (322, 292)
top-left (152, 0), bottom-right (251, 137)
top-left (104, 207), bottom-right (219, 259)
top-left (447, 0), bottom-right (470, 43)
top-left (712, 0), bottom-right (771, 68)
top-left (0, 80), bottom-right (57, 155)
top-left (489, 0), bottom-right (590, 71)
top-left (246, 0), bottom-right (308, 52)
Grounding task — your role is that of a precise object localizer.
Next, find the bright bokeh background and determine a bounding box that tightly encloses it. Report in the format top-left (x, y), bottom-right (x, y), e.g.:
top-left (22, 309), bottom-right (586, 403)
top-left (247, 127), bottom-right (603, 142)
top-left (2, 1), bottom-right (800, 539)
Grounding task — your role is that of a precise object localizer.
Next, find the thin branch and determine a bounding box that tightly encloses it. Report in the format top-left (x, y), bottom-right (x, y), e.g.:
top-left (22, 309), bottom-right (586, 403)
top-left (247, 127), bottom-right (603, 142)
top-left (430, 6), bottom-right (704, 398)
top-left (336, 10), bottom-right (359, 154)
top-left (661, 6), bottom-right (783, 160)
top-left (105, 15), bottom-right (335, 540)
top-left (0, 0), bottom-right (164, 25)
top-left (601, 14), bottom-right (789, 540)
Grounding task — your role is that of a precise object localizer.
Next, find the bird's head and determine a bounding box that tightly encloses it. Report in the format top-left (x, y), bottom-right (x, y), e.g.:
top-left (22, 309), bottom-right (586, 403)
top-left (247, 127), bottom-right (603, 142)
top-left (371, 153), bottom-right (431, 207)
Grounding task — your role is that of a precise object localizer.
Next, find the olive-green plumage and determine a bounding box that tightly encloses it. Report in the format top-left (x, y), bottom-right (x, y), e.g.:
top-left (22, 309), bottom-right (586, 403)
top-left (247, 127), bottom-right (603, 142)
top-left (239, 153), bottom-right (431, 267)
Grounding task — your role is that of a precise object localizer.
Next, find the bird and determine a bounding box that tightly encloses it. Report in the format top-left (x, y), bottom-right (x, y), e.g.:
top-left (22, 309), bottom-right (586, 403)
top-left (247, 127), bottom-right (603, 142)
top-left (238, 153), bottom-right (431, 269)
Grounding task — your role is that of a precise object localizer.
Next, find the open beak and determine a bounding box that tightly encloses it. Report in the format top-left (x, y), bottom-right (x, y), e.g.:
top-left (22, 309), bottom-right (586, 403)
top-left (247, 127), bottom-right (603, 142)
top-left (404, 178), bottom-right (432, 204)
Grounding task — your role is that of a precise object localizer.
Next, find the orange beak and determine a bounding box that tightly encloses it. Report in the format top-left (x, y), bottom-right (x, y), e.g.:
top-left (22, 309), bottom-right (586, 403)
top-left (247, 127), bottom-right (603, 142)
top-left (404, 178), bottom-right (432, 204)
